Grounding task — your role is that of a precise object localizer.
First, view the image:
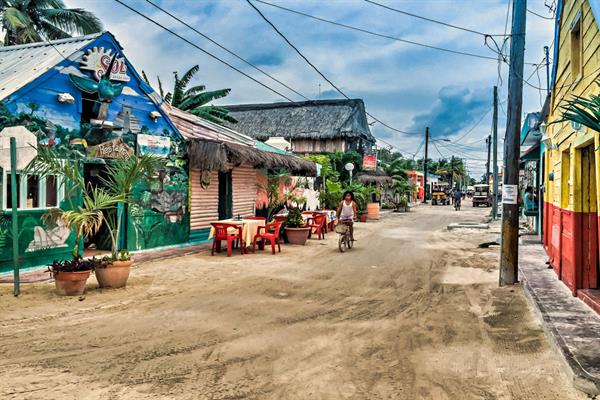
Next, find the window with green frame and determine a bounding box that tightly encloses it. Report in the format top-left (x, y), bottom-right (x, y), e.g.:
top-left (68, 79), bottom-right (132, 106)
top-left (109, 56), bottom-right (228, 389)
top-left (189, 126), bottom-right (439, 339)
top-left (3, 171), bottom-right (63, 210)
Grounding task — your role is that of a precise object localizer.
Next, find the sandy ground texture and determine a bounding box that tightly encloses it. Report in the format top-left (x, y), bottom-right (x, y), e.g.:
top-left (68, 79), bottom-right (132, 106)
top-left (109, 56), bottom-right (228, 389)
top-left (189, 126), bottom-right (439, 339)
top-left (0, 200), bottom-right (588, 400)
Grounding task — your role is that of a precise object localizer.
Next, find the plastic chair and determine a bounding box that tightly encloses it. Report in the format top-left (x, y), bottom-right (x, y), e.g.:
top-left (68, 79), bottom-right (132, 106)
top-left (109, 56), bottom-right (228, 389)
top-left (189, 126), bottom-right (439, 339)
top-left (307, 214), bottom-right (326, 240)
top-left (273, 215), bottom-right (287, 223)
top-left (253, 222), bottom-right (283, 254)
top-left (211, 223), bottom-right (244, 257)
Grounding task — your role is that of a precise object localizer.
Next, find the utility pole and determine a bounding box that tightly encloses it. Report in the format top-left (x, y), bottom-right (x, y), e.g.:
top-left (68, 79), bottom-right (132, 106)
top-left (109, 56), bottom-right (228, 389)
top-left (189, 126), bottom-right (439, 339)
top-left (492, 85), bottom-right (499, 220)
top-left (500, 0), bottom-right (527, 286)
top-left (450, 155), bottom-right (455, 189)
top-left (486, 135), bottom-right (492, 184)
top-left (544, 46), bottom-right (550, 96)
top-left (423, 127), bottom-right (429, 203)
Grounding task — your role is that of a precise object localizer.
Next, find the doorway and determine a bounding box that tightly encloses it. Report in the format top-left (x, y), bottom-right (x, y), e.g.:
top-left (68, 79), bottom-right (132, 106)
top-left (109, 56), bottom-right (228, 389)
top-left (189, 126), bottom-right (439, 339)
top-left (579, 145), bottom-right (598, 289)
top-left (83, 163), bottom-right (115, 254)
top-left (218, 170), bottom-right (232, 220)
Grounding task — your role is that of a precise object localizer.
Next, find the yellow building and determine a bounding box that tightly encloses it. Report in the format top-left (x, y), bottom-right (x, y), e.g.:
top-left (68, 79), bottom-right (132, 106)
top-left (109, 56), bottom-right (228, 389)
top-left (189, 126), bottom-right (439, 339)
top-left (544, 0), bottom-right (600, 302)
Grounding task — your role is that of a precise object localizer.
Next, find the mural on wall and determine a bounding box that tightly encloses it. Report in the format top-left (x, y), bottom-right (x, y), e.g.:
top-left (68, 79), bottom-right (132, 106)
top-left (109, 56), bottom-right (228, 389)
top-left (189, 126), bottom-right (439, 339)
top-left (26, 219), bottom-right (71, 252)
top-left (0, 33), bottom-right (190, 272)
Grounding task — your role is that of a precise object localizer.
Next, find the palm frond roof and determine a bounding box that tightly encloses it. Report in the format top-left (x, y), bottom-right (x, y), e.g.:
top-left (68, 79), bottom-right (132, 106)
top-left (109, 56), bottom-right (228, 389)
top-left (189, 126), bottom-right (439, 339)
top-left (223, 99), bottom-right (375, 142)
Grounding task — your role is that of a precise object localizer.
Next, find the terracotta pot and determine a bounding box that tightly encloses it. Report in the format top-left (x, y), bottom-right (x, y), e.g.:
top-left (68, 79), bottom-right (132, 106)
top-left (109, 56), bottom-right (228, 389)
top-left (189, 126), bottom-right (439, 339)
top-left (53, 270), bottom-right (91, 296)
top-left (359, 213), bottom-right (368, 223)
top-left (367, 203), bottom-right (380, 220)
top-left (285, 227), bottom-right (311, 245)
top-left (95, 260), bottom-right (133, 289)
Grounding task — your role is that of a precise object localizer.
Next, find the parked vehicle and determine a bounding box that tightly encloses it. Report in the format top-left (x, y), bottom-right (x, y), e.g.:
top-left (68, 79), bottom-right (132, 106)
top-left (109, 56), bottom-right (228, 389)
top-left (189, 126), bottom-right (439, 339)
top-left (431, 182), bottom-right (449, 205)
top-left (466, 186), bottom-right (474, 198)
top-left (472, 184), bottom-right (492, 207)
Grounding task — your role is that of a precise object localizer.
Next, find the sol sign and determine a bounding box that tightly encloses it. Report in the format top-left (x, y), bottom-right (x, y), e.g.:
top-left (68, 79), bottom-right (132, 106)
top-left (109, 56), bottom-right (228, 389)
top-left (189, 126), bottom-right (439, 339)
top-left (80, 47), bottom-right (130, 82)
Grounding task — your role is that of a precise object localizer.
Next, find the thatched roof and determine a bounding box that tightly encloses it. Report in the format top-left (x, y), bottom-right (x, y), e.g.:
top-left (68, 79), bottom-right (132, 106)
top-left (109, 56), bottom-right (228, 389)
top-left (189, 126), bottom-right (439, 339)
top-left (187, 138), bottom-right (317, 176)
top-left (356, 170), bottom-right (392, 185)
top-left (224, 99), bottom-right (375, 142)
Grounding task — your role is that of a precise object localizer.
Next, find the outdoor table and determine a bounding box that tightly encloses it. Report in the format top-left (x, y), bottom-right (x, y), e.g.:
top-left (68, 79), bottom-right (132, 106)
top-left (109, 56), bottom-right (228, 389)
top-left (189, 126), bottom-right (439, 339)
top-left (208, 218), bottom-right (266, 249)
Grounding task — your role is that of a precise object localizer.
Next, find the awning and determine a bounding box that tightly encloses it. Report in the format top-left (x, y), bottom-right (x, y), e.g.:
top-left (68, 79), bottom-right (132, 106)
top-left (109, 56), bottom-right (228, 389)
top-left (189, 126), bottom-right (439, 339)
top-left (519, 142), bottom-right (540, 168)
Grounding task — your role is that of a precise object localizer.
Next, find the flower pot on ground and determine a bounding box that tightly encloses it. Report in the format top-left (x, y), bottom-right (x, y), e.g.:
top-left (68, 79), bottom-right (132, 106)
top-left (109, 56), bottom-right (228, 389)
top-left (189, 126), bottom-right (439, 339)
top-left (49, 258), bottom-right (106, 296)
top-left (359, 212), bottom-right (368, 223)
top-left (283, 207), bottom-right (310, 245)
top-left (95, 250), bottom-right (133, 289)
top-left (285, 227), bottom-right (311, 245)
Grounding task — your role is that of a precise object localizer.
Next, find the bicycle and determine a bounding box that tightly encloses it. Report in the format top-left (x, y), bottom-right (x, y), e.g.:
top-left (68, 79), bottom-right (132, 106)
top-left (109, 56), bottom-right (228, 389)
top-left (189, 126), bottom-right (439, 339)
top-left (335, 221), bottom-right (354, 252)
top-left (454, 199), bottom-right (461, 211)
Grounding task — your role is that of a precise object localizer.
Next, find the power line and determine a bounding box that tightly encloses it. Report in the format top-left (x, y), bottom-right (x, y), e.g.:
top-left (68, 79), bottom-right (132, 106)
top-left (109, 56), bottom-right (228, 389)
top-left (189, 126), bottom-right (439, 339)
top-left (252, 0), bottom-right (505, 63)
top-left (144, 0), bottom-right (309, 102)
top-left (452, 107), bottom-right (493, 144)
top-left (246, 0), bottom-right (419, 136)
top-left (364, 0), bottom-right (509, 37)
top-left (527, 8), bottom-right (555, 20)
top-left (113, 0), bottom-right (297, 103)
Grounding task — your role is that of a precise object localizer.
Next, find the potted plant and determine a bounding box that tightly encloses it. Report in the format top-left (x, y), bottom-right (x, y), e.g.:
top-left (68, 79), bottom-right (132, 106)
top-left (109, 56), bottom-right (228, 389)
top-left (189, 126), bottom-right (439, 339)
top-left (49, 257), bottom-right (107, 296)
top-left (94, 155), bottom-right (163, 288)
top-left (283, 207), bottom-right (310, 245)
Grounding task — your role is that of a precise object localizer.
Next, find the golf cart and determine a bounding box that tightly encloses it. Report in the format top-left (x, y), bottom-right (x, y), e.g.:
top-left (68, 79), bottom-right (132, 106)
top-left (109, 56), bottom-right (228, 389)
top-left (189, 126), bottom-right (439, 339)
top-left (431, 182), bottom-right (449, 205)
top-left (472, 184), bottom-right (491, 207)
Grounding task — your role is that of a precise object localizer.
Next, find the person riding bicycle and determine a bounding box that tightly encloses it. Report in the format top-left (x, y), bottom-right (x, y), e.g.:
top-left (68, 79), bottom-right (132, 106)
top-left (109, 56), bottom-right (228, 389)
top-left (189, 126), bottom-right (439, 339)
top-left (453, 188), bottom-right (463, 208)
top-left (336, 191), bottom-right (358, 241)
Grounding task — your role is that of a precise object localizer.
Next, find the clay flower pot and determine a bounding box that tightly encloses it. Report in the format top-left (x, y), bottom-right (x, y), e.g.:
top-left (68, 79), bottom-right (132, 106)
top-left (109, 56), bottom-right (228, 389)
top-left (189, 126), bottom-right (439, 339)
top-left (285, 227), bottom-right (311, 245)
top-left (53, 270), bottom-right (91, 296)
top-left (359, 213), bottom-right (368, 223)
top-left (95, 259), bottom-right (133, 289)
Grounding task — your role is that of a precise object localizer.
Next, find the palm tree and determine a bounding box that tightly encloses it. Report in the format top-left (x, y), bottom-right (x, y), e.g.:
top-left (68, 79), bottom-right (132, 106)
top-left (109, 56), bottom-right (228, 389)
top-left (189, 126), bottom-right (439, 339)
top-left (1, 0), bottom-right (103, 46)
top-left (144, 65), bottom-right (237, 126)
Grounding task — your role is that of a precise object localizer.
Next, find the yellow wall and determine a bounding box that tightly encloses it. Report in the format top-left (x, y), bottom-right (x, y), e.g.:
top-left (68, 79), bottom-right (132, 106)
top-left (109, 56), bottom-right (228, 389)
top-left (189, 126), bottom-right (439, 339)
top-left (546, 0), bottom-right (600, 213)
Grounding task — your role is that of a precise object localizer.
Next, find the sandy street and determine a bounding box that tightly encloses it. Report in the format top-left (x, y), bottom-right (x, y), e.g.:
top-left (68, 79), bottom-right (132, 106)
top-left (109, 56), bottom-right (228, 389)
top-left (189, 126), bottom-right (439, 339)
top-left (0, 202), bottom-right (586, 400)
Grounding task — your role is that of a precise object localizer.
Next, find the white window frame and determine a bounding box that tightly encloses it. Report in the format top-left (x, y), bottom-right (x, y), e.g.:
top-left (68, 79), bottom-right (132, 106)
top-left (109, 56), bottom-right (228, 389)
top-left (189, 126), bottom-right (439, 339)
top-left (2, 171), bottom-right (65, 210)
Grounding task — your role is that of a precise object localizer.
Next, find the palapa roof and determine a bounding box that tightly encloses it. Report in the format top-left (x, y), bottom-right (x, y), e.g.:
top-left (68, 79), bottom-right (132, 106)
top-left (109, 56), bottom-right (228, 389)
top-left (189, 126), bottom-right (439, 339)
top-left (166, 106), bottom-right (316, 176)
top-left (356, 170), bottom-right (392, 185)
top-left (223, 99), bottom-right (375, 143)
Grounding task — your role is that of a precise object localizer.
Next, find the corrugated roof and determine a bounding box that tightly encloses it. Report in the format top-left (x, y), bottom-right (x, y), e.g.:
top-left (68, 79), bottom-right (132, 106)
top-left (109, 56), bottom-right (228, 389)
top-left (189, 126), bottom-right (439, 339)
top-left (166, 104), bottom-right (255, 146)
top-left (0, 33), bottom-right (102, 101)
top-left (223, 99), bottom-right (375, 142)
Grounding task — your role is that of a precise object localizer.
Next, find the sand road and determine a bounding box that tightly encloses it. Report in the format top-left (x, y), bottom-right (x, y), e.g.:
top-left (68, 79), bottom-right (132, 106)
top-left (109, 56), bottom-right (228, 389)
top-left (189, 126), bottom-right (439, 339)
top-left (0, 201), bottom-right (586, 399)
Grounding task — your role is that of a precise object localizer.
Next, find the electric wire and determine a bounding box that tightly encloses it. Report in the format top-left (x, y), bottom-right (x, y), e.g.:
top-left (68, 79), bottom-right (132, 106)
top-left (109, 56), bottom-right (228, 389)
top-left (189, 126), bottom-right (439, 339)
top-left (251, 0), bottom-right (507, 63)
top-left (527, 8), bottom-right (555, 20)
top-left (113, 0), bottom-right (297, 103)
top-left (144, 0), bottom-right (310, 102)
top-left (246, 0), bottom-right (420, 136)
top-left (363, 0), bottom-right (509, 37)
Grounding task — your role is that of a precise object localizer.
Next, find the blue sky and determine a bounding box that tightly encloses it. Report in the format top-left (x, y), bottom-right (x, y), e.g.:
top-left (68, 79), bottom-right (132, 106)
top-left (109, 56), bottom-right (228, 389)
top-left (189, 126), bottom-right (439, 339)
top-left (67, 0), bottom-right (555, 177)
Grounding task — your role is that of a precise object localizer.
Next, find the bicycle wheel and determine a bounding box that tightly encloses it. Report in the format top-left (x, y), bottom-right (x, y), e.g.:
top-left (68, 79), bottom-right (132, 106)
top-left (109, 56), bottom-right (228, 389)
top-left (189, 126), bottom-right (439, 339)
top-left (338, 234), bottom-right (346, 252)
top-left (347, 234), bottom-right (353, 249)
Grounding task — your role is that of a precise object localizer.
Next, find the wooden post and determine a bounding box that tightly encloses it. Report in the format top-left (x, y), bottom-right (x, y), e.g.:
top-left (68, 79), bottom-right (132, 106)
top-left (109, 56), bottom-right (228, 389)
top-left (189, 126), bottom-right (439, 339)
top-left (492, 86), bottom-right (499, 220)
top-left (544, 46), bottom-right (550, 96)
top-left (10, 137), bottom-right (19, 296)
top-left (422, 127), bottom-right (429, 203)
top-left (500, 0), bottom-right (527, 286)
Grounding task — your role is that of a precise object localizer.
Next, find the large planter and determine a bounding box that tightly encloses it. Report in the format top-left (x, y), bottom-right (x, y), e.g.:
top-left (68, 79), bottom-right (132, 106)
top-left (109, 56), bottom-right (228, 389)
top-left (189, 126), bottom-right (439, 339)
top-left (53, 270), bottom-right (91, 296)
top-left (285, 227), bottom-right (311, 245)
top-left (95, 260), bottom-right (133, 289)
top-left (367, 202), bottom-right (380, 220)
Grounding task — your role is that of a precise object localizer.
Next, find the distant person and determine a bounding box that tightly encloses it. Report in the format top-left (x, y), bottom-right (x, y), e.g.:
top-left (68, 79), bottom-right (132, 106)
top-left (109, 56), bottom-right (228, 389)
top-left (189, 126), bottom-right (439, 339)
top-left (523, 186), bottom-right (538, 228)
top-left (453, 188), bottom-right (463, 205)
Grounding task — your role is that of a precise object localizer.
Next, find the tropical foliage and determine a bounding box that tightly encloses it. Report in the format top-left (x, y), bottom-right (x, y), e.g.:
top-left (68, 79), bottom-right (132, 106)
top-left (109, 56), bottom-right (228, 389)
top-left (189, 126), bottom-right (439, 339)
top-left (143, 65), bottom-right (237, 126)
top-left (561, 83), bottom-right (600, 132)
top-left (1, 0), bottom-right (103, 46)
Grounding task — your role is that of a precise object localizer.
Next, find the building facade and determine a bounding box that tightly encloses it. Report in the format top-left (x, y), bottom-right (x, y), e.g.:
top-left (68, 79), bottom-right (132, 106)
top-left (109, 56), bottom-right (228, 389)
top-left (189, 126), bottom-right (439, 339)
top-left (543, 0), bottom-right (600, 302)
top-left (0, 32), bottom-right (188, 273)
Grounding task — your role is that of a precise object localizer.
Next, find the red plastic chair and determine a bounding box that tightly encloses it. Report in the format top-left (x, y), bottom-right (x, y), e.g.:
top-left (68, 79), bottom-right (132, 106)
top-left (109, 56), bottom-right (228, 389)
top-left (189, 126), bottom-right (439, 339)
top-left (211, 223), bottom-right (244, 257)
top-left (307, 214), bottom-right (326, 240)
top-left (253, 222), bottom-right (283, 254)
top-left (273, 215), bottom-right (287, 223)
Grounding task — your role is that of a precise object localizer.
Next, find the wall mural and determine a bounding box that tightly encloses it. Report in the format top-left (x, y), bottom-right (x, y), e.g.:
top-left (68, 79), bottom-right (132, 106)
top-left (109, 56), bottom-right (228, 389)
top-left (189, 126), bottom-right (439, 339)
top-left (0, 37), bottom-right (190, 273)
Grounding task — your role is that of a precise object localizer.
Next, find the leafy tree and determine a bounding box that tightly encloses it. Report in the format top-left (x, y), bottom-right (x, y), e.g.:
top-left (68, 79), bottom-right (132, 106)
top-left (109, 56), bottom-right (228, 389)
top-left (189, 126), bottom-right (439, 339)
top-left (145, 65), bottom-right (237, 126)
top-left (1, 0), bottom-right (103, 46)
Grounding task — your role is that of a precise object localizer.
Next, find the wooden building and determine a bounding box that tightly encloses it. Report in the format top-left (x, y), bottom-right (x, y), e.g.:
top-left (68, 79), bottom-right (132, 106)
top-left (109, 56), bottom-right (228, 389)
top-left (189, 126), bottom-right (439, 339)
top-left (542, 0), bottom-right (600, 309)
top-left (167, 106), bottom-right (316, 242)
top-left (224, 99), bottom-right (376, 154)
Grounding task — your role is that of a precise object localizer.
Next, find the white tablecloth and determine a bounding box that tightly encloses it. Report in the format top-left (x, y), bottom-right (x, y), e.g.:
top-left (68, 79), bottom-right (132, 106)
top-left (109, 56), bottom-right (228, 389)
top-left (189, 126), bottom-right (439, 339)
top-left (209, 219), bottom-right (266, 245)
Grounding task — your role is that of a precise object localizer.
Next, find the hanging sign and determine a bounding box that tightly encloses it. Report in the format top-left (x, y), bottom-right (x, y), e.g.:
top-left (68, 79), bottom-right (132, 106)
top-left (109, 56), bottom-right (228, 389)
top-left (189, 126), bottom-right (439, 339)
top-left (502, 184), bottom-right (519, 204)
top-left (137, 134), bottom-right (171, 158)
top-left (87, 138), bottom-right (133, 159)
top-left (362, 153), bottom-right (377, 171)
top-left (80, 47), bottom-right (129, 82)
